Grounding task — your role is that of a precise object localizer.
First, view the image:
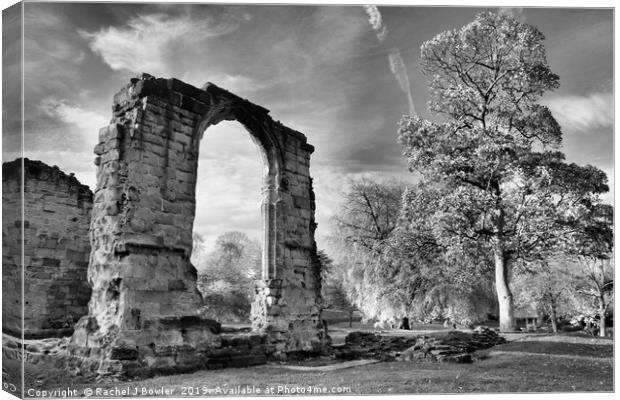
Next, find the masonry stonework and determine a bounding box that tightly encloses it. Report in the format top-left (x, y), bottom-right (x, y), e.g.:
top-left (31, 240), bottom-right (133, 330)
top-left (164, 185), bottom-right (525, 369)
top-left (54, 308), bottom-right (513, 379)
top-left (2, 159), bottom-right (93, 339)
top-left (69, 74), bottom-right (327, 378)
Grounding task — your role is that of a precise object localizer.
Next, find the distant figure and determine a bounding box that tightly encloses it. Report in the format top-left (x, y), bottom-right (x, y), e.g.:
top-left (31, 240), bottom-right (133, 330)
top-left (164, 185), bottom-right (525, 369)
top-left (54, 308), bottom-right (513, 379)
top-left (398, 317), bottom-right (410, 330)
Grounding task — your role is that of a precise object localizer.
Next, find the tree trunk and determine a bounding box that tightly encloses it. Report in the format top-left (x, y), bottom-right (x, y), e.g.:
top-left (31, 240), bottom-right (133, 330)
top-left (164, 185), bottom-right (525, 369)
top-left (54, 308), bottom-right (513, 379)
top-left (348, 309), bottom-right (353, 328)
top-left (549, 304), bottom-right (558, 333)
top-left (494, 251), bottom-right (515, 332)
top-left (598, 296), bottom-right (607, 338)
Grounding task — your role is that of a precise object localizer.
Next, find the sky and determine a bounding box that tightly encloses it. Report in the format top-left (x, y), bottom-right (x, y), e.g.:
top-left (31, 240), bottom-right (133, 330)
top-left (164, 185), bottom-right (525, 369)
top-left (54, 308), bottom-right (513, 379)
top-left (2, 2), bottom-right (614, 253)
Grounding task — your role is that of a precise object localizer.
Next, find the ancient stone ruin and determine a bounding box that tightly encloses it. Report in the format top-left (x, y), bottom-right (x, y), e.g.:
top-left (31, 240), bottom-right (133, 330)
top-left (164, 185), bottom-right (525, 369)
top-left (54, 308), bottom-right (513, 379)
top-left (66, 74), bottom-right (327, 378)
top-left (335, 327), bottom-right (506, 364)
top-left (2, 159), bottom-right (93, 339)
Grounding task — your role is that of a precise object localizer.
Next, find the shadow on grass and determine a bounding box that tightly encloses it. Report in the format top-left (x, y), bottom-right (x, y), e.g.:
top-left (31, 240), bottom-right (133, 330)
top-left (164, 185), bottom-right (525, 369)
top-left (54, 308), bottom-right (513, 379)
top-left (492, 340), bottom-right (613, 358)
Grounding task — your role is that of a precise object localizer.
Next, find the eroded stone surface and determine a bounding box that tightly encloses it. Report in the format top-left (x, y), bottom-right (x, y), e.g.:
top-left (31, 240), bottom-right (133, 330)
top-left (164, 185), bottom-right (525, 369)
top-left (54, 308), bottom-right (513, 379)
top-left (70, 74), bottom-right (328, 378)
top-left (334, 327), bottom-right (506, 363)
top-left (2, 159), bottom-right (93, 339)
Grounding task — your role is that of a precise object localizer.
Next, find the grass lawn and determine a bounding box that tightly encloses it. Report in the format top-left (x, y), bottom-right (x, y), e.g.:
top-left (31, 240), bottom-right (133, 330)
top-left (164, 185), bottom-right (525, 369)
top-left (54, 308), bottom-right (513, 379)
top-left (4, 331), bottom-right (613, 396)
top-left (327, 321), bottom-right (450, 345)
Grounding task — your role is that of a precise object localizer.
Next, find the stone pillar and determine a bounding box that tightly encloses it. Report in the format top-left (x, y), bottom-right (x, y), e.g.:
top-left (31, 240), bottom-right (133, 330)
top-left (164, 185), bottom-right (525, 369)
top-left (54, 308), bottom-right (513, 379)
top-left (248, 121), bottom-right (328, 357)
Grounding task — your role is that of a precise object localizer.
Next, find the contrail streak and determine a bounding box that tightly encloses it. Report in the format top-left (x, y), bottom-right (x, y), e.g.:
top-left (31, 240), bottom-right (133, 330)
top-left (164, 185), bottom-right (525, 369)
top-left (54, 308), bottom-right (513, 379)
top-left (389, 50), bottom-right (416, 116)
top-left (362, 5), bottom-right (417, 116)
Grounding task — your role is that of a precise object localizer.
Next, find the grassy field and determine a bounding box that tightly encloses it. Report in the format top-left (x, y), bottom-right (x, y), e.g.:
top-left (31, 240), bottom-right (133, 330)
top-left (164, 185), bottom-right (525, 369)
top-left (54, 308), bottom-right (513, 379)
top-left (4, 329), bottom-right (613, 396)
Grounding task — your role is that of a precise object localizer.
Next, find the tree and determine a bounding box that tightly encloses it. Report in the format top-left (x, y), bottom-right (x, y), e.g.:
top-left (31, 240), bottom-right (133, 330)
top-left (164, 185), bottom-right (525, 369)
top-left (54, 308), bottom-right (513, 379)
top-left (319, 250), bottom-right (358, 327)
top-left (332, 177), bottom-right (404, 253)
top-left (573, 258), bottom-right (613, 336)
top-left (197, 231), bottom-right (261, 322)
top-left (512, 260), bottom-right (575, 333)
top-left (329, 178), bottom-right (496, 326)
top-left (568, 204), bottom-right (613, 337)
top-left (512, 205), bottom-right (613, 335)
top-left (329, 178), bottom-right (411, 322)
top-left (393, 182), bottom-right (497, 325)
top-left (397, 12), bottom-right (609, 331)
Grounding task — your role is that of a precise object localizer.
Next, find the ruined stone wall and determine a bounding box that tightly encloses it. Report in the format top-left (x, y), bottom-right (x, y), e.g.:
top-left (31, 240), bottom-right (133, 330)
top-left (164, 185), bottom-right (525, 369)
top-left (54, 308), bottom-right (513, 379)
top-left (2, 159), bottom-right (93, 338)
top-left (69, 74), bottom-right (326, 378)
top-left (2, 162), bottom-right (22, 336)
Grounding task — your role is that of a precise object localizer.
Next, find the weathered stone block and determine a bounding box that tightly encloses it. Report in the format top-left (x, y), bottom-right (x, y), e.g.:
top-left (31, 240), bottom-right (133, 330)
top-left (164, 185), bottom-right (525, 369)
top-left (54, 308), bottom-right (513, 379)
top-left (110, 347), bottom-right (139, 361)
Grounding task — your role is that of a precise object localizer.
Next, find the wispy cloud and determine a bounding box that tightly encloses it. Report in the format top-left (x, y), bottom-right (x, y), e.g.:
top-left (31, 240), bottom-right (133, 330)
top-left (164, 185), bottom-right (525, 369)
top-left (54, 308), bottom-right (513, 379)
top-left (39, 97), bottom-right (108, 144)
top-left (362, 6), bottom-right (416, 116)
top-left (22, 7), bottom-right (93, 104)
top-left (363, 5), bottom-right (388, 42)
top-left (3, 5), bottom-right (22, 154)
top-left (545, 91), bottom-right (613, 132)
top-left (80, 11), bottom-right (250, 75)
top-left (202, 74), bottom-right (269, 93)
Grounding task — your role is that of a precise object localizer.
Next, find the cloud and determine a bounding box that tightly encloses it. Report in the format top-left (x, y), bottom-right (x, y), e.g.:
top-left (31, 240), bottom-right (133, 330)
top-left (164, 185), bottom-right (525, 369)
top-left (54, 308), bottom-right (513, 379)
top-left (80, 11), bottom-right (250, 75)
top-left (312, 7), bottom-right (369, 64)
top-left (361, 6), bottom-right (417, 116)
top-left (193, 121), bottom-right (264, 251)
top-left (2, 5), bottom-right (22, 154)
top-left (23, 7), bottom-right (88, 74)
top-left (544, 92), bottom-right (613, 132)
top-left (21, 7), bottom-right (96, 120)
top-left (363, 5), bottom-right (388, 42)
top-left (204, 74), bottom-right (269, 93)
top-left (38, 98), bottom-right (108, 144)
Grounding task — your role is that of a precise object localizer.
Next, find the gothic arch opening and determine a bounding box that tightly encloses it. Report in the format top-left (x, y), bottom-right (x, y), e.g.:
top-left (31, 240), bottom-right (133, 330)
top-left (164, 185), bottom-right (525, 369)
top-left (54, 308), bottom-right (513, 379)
top-left (192, 120), bottom-right (263, 325)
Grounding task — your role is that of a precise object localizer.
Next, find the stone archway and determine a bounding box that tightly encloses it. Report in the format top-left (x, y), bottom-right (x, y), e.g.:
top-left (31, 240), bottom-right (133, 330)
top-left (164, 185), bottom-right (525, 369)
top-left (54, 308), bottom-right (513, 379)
top-left (70, 74), bottom-right (327, 378)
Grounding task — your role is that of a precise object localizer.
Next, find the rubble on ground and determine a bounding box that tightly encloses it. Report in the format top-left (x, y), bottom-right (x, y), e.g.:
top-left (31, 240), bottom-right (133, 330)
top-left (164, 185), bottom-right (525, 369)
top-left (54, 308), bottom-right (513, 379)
top-left (333, 326), bottom-right (506, 364)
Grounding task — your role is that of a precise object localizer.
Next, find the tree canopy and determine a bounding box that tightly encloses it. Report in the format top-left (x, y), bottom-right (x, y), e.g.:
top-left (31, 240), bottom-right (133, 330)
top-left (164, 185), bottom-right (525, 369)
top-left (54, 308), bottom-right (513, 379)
top-left (195, 231), bottom-right (261, 322)
top-left (397, 12), bottom-right (610, 331)
top-left (328, 178), bottom-right (497, 325)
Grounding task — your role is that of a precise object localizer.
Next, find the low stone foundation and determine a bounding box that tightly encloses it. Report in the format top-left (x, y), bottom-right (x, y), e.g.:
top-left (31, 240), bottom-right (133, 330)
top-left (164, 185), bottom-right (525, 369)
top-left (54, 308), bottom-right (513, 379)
top-left (333, 327), bottom-right (506, 363)
top-left (3, 328), bottom-right (270, 380)
top-left (67, 315), bottom-right (275, 379)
